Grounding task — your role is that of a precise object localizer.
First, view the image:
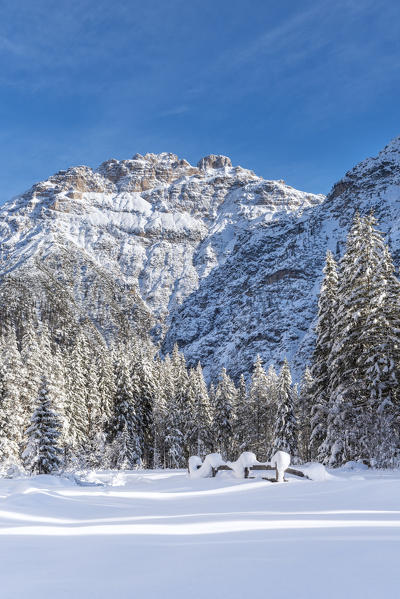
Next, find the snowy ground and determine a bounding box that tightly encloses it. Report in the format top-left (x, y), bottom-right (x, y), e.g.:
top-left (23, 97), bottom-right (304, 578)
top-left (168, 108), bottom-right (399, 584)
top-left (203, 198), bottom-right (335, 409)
top-left (0, 467), bottom-right (399, 598)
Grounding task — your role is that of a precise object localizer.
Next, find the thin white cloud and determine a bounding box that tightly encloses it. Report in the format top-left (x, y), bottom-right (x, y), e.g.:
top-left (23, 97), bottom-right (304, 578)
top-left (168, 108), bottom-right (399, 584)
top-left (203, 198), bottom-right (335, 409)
top-left (159, 105), bottom-right (190, 117)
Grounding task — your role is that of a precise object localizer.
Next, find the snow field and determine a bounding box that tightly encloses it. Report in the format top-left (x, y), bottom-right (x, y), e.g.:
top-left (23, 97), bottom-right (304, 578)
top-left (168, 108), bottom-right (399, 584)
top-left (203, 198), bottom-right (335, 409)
top-left (0, 468), bottom-right (399, 598)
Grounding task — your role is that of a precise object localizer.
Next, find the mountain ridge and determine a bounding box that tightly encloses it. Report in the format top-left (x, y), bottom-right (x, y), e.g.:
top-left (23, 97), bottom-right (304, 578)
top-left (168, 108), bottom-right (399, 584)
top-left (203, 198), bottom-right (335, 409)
top-left (0, 138), bottom-right (399, 381)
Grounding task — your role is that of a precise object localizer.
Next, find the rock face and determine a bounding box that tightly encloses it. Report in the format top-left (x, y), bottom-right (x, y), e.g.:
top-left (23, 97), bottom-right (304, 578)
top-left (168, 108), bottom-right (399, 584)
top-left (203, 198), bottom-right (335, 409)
top-left (197, 155), bottom-right (232, 170)
top-left (1, 137), bottom-right (400, 380)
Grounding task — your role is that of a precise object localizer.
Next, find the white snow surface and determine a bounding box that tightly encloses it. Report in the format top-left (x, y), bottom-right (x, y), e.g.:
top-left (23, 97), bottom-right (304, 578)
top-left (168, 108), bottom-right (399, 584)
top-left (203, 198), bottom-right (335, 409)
top-left (0, 468), bottom-right (399, 598)
top-left (298, 462), bottom-right (333, 481)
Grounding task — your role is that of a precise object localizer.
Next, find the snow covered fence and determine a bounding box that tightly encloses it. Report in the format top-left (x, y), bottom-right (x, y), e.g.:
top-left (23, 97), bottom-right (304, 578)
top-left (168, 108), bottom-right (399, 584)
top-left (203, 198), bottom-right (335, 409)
top-left (189, 454), bottom-right (225, 479)
top-left (189, 451), bottom-right (312, 482)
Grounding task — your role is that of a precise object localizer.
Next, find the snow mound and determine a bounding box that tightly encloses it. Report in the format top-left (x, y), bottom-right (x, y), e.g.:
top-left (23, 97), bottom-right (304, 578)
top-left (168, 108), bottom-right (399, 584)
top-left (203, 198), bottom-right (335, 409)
top-left (189, 453), bottom-right (225, 478)
top-left (188, 456), bottom-right (203, 475)
top-left (227, 452), bottom-right (258, 478)
top-left (340, 461), bottom-right (369, 472)
top-left (298, 463), bottom-right (333, 481)
top-left (238, 452), bottom-right (258, 467)
top-left (204, 453), bottom-right (225, 469)
top-left (270, 451), bottom-right (291, 482)
top-left (0, 462), bottom-right (26, 479)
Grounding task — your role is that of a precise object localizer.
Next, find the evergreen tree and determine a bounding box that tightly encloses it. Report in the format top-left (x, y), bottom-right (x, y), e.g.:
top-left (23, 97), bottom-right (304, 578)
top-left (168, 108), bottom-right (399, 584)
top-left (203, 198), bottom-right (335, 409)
top-left (20, 322), bottom-right (42, 430)
top-left (247, 356), bottom-right (272, 461)
top-left (273, 359), bottom-right (297, 457)
top-left (325, 214), bottom-right (400, 466)
top-left (153, 356), bottom-right (168, 468)
top-left (110, 353), bottom-right (141, 469)
top-left (22, 376), bottom-right (62, 474)
top-left (298, 367), bottom-right (313, 463)
top-left (64, 335), bottom-right (89, 464)
top-left (164, 345), bottom-right (188, 467)
top-left (234, 374), bottom-right (249, 454)
top-left (51, 345), bottom-right (69, 458)
top-left (131, 341), bottom-right (156, 467)
top-left (97, 348), bottom-right (116, 432)
top-left (265, 365), bottom-right (279, 455)
top-left (188, 363), bottom-right (213, 458)
top-left (0, 328), bottom-right (25, 467)
top-left (309, 250), bottom-right (338, 461)
top-left (213, 367), bottom-right (237, 459)
top-left (358, 219), bottom-right (400, 465)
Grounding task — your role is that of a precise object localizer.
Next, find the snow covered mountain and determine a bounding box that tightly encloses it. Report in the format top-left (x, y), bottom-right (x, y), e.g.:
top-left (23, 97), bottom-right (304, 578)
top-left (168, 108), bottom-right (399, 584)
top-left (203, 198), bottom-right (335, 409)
top-left (166, 136), bottom-right (400, 379)
top-left (1, 138), bottom-right (400, 380)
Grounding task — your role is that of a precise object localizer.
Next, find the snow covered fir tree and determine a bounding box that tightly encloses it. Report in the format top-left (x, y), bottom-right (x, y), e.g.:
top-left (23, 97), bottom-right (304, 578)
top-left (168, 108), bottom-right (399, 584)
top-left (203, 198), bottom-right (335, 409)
top-left (310, 213), bottom-right (400, 468)
top-left (22, 376), bottom-right (62, 474)
top-left (0, 212), bottom-right (399, 473)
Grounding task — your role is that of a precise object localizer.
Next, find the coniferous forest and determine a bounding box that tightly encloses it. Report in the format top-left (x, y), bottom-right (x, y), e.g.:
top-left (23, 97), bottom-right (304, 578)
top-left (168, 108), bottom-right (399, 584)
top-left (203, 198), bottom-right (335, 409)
top-left (0, 212), bottom-right (399, 474)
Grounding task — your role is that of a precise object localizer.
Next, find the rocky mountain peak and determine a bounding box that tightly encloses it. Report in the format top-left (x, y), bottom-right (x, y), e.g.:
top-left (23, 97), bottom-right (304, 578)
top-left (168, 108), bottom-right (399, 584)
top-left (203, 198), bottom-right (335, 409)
top-left (327, 134), bottom-right (400, 205)
top-left (96, 152), bottom-right (201, 192)
top-left (197, 155), bottom-right (232, 170)
top-left (376, 135), bottom-right (400, 161)
top-left (19, 166), bottom-right (113, 206)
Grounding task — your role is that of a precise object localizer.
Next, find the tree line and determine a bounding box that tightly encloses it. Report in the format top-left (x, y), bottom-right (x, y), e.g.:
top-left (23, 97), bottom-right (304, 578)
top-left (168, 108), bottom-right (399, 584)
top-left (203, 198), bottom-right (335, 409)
top-left (0, 212), bottom-right (398, 473)
top-left (0, 320), bottom-right (302, 473)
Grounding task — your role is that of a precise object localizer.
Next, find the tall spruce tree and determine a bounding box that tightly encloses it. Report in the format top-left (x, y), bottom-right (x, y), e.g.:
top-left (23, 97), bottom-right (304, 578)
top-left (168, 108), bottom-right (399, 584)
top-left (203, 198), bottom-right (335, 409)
top-left (22, 376), bottom-right (62, 474)
top-left (273, 359), bottom-right (297, 457)
top-left (248, 356), bottom-right (272, 461)
top-left (358, 218), bottom-right (400, 465)
top-left (234, 374), bottom-right (249, 454)
top-left (64, 334), bottom-right (90, 464)
top-left (163, 345), bottom-right (188, 467)
top-left (213, 367), bottom-right (237, 459)
top-left (0, 328), bottom-right (25, 467)
top-left (131, 341), bottom-right (156, 467)
top-left (324, 213), bottom-right (400, 466)
top-left (309, 250), bottom-right (338, 462)
top-left (188, 363), bottom-right (213, 458)
top-left (20, 322), bottom-right (42, 431)
top-left (324, 214), bottom-right (369, 465)
top-left (162, 352), bottom-right (183, 468)
top-left (97, 348), bottom-right (116, 432)
top-left (298, 367), bottom-right (313, 463)
top-left (153, 356), bottom-right (168, 468)
top-left (265, 364), bottom-right (279, 454)
top-left (111, 353), bottom-right (141, 469)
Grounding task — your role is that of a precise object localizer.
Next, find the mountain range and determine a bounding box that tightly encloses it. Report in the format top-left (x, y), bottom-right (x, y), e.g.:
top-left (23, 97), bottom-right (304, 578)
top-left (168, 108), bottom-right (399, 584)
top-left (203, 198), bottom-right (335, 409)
top-left (1, 137), bottom-right (400, 381)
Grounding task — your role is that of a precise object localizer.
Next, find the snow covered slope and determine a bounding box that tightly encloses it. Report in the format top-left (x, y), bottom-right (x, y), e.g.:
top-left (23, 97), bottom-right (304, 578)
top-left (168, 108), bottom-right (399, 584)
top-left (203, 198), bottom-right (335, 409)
top-left (165, 136), bottom-right (400, 379)
top-left (0, 468), bottom-right (399, 598)
top-left (1, 138), bottom-right (400, 379)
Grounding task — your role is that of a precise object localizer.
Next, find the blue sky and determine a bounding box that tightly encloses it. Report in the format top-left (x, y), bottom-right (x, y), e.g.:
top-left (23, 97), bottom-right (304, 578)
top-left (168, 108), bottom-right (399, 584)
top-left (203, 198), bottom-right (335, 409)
top-left (0, 0), bottom-right (399, 202)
